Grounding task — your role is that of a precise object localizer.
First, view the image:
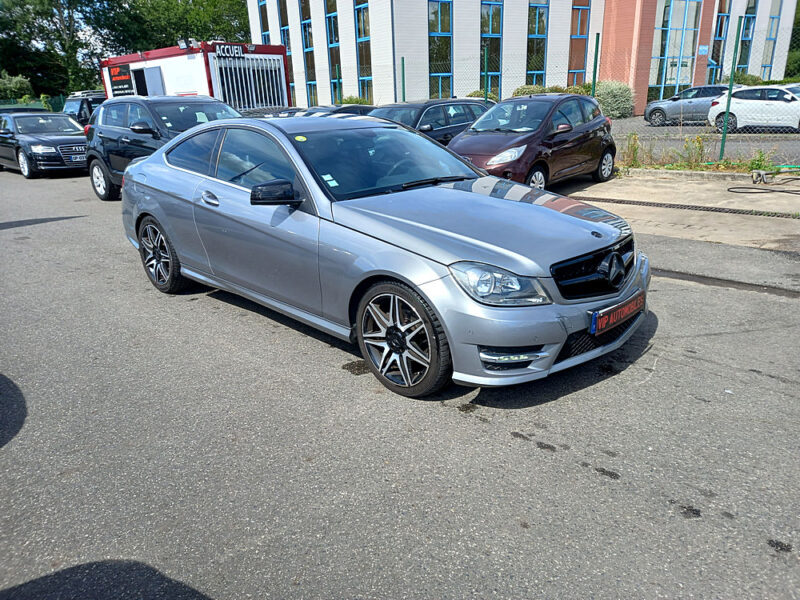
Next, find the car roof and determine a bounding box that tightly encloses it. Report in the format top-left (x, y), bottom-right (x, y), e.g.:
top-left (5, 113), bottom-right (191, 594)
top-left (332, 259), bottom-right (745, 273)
top-left (104, 95), bottom-right (222, 104)
top-left (0, 107), bottom-right (50, 113)
top-left (376, 98), bottom-right (485, 109)
top-left (504, 93), bottom-right (592, 103)
top-left (6, 111), bottom-right (60, 117)
top-left (257, 114), bottom-right (395, 134)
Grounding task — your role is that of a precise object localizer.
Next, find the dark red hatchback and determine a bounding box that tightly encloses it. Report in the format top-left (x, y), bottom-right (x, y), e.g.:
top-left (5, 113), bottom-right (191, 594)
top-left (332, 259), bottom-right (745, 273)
top-left (447, 94), bottom-right (616, 190)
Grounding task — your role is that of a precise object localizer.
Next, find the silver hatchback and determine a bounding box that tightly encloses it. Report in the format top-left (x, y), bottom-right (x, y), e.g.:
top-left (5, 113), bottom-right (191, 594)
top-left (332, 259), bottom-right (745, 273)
top-left (122, 116), bottom-right (650, 397)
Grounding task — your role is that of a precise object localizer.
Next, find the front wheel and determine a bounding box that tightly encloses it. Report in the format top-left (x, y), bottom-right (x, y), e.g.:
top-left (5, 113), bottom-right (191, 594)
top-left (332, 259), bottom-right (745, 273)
top-left (356, 282), bottom-right (451, 398)
top-left (592, 149), bottom-right (615, 182)
top-left (137, 217), bottom-right (189, 294)
top-left (649, 109), bottom-right (666, 127)
top-left (526, 165), bottom-right (547, 190)
top-left (90, 160), bottom-right (120, 201)
top-left (17, 150), bottom-right (36, 179)
top-left (715, 113), bottom-right (737, 133)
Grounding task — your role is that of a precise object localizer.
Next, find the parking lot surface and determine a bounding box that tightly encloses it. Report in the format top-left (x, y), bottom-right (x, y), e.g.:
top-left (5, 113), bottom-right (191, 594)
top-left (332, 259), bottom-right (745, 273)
top-left (1, 171), bottom-right (799, 598)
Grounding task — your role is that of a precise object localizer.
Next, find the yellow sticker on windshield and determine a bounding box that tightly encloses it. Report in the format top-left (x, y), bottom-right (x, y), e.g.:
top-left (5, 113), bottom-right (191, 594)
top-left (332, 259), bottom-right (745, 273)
top-left (294, 135), bottom-right (307, 142)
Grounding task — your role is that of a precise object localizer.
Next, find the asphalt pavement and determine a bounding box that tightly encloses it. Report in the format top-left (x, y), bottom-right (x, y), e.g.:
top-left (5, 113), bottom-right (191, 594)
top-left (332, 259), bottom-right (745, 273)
top-left (1, 171), bottom-right (799, 599)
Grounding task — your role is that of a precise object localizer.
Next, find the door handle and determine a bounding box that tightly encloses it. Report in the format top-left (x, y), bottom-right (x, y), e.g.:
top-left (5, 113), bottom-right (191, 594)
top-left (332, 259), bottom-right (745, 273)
top-left (120, 136), bottom-right (131, 144)
top-left (200, 190), bottom-right (220, 206)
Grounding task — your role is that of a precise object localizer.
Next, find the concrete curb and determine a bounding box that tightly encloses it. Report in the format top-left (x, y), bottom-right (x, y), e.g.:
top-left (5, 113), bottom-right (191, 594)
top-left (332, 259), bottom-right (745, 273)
top-left (622, 168), bottom-right (752, 182)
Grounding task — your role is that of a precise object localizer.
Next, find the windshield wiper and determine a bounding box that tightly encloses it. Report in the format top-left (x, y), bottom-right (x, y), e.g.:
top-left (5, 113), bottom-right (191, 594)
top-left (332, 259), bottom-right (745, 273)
top-left (401, 175), bottom-right (476, 190)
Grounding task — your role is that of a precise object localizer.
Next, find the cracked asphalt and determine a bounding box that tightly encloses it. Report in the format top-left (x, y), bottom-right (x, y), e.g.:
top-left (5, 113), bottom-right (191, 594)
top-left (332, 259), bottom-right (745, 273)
top-left (1, 171), bottom-right (799, 599)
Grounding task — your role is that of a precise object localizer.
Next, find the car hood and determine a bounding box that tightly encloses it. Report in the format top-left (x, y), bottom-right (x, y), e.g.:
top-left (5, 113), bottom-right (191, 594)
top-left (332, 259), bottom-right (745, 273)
top-left (332, 176), bottom-right (631, 277)
top-left (18, 132), bottom-right (86, 146)
top-left (645, 99), bottom-right (672, 111)
top-left (448, 130), bottom-right (534, 157)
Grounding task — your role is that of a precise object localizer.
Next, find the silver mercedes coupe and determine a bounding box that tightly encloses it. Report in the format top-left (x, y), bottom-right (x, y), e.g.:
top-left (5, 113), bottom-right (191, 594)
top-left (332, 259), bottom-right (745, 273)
top-left (122, 115), bottom-right (650, 397)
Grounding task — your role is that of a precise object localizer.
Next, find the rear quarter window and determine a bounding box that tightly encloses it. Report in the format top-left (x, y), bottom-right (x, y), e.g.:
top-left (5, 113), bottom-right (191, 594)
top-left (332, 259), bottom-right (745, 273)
top-left (165, 129), bottom-right (220, 175)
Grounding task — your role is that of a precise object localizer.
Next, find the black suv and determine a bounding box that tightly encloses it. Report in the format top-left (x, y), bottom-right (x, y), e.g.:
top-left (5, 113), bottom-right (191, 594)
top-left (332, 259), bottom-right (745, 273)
top-left (86, 95), bottom-right (240, 200)
top-left (63, 90), bottom-right (106, 126)
top-left (369, 98), bottom-right (490, 145)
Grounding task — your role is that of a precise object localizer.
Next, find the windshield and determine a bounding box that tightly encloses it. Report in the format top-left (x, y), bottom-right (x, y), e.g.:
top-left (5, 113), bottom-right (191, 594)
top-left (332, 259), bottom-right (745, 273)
top-left (152, 102), bottom-right (241, 133)
top-left (368, 106), bottom-right (422, 127)
top-left (471, 100), bottom-right (552, 132)
top-left (15, 115), bottom-right (82, 134)
top-left (787, 86), bottom-right (800, 97)
top-left (289, 126), bottom-right (478, 201)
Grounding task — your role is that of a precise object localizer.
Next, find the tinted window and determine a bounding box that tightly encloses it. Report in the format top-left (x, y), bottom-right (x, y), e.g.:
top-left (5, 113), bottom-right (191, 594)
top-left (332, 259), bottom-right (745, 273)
top-left (765, 89), bottom-right (790, 101)
top-left (15, 115), bottom-right (82, 134)
top-left (216, 128), bottom-right (299, 190)
top-left (787, 86), bottom-right (800, 97)
top-left (166, 129), bottom-right (219, 175)
top-left (579, 98), bottom-right (601, 120)
top-left (152, 102), bottom-right (241, 134)
top-left (128, 104), bottom-right (157, 130)
top-left (0, 116), bottom-right (9, 130)
top-left (679, 88), bottom-right (700, 100)
top-left (368, 106), bottom-right (421, 127)
top-left (63, 99), bottom-right (83, 115)
top-left (103, 103), bottom-right (128, 127)
top-left (733, 89), bottom-right (764, 100)
top-left (418, 106), bottom-right (447, 129)
top-left (445, 104), bottom-right (472, 126)
top-left (472, 101), bottom-right (550, 132)
top-left (559, 99), bottom-right (586, 126)
top-left (467, 104), bottom-right (488, 119)
top-left (699, 87), bottom-right (724, 98)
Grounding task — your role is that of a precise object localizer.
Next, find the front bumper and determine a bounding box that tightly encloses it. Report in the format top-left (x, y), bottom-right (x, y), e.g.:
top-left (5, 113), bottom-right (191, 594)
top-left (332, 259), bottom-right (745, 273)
top-left (419, 251), bottom-right (651, 387)
top-left (31, 154), bottom-right (87, 171)
top-left (462, 154), bottom-right (528, 183)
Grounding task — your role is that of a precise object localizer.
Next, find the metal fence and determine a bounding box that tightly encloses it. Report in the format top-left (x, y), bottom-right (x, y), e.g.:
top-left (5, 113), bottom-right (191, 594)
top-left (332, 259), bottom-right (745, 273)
top-left (0, 95), bottom-right (66, 113)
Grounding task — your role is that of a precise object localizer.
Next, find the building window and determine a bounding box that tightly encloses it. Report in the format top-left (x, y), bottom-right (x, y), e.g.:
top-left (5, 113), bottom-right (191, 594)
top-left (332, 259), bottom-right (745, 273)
top-left (707, 0), bottom-right (730, 84)
top-left (429, 0), bottom-right (452, 98)
top-left (648, 0), bottom-right (702, 101)
top-left (299, 0), bottom-right (317, 106)
top-left (737, 0), bottom-right (758, 72)
top-left (258, 0), bottom-right (270, 45)
top-left (761, 0), bottom-right (783, 79)
top-left (325, 0), bottom-right (341, 103)
top-left (480, 0), bottom-right (503, 98)
top-left (355, 0), bottom-right (372, 102)
top-left (568, 0), bottom-right (590, 86)
top-left (278, 0), bottom-right (295, 105)
top-left (527, 1), bottom-right (548, 86)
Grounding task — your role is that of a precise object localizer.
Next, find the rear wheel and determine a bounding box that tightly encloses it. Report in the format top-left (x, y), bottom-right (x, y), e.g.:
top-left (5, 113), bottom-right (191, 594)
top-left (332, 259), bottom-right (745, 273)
top-left (715, 113), bottom-right (737, 133)
top-left (649, 109), bottom-right (666, 127)
top-left (592, 149), bottom-right (615, 182)
top-left (356, 281), bottom-right (451, 398)
top-left (137, 217), bottom-right (189, 294)
top-left (90, 160), bottom-right (120, 201)
top-left (17, 150), bottom-right (36, 179)
top-left (526, 165), bottom-right (547, 190)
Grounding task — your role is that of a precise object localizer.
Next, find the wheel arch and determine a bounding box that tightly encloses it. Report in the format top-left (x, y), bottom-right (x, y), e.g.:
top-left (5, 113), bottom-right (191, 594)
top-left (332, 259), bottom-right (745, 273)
top-left (526, 160), bottom-right (549, 183)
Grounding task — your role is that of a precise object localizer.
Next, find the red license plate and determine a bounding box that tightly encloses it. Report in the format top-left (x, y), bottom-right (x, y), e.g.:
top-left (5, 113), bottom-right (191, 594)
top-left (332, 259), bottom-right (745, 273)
top-left (590, 291), bottom-right (645, 336)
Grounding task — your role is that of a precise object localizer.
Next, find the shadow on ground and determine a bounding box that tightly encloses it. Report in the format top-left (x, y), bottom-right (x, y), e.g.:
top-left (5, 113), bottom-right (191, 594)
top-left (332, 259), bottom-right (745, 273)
top-left (0, 560), bottom-right (212, 600)
top-left (0, 374), bottom-right (26, 449)
top-left (0, 216), bottom-right (85, 232)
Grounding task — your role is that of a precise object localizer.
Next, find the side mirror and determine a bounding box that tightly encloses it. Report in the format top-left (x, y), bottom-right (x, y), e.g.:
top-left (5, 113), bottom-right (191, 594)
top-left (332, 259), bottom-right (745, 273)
top-left (0, 128), bottom-right (11, 135)
top-left (669, 95), bottom-right (680, 101)
top-left (418, 124), bottom-right (433, 133)
top-left (549, 122), bottom-right (573, 137)
top-left (250, 179), bottom-right (302, 206)
top-left (130, 121), bottom-right (156, 135)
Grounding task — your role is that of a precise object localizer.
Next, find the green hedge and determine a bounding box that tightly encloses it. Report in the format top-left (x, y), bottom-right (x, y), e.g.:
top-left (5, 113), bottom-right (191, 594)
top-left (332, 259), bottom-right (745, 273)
top-left (509, 80), bottom-right (633, 119)
top-left (466, 89), bottom-right (499, 103)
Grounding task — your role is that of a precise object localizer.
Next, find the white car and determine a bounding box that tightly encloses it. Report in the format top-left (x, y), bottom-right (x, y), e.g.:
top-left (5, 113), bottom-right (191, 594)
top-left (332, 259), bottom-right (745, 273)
top-left (708, 85), bottom-right (800, 132)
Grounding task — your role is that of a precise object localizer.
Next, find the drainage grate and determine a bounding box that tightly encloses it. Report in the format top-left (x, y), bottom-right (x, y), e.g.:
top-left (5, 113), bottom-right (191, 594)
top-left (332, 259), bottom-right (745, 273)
top-left (575, 196), bottom-right (799, 219)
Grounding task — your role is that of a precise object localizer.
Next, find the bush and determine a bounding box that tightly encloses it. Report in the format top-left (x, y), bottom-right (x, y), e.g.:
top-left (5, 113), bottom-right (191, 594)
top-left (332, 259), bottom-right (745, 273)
top-left (512, 84), bottom-right (544, 97)
top-left (0, 70), bottom-right (33, 100)
top-left (722, 71), bottom-right (763, 86)
top-left (566, 83), bottom-right (591, 95)
top-left (340, 95), bottom-right (371, 105)
top-left (747, 149), bottom-right (776, 172)
top-left (594, 80), bottom-right (634, 119)
top-left (40, 94), bottom-right (53, 111)
top-left (544, 85), bottom-right (566, 93)
top-left (467, 89), bottom-right (499, 103)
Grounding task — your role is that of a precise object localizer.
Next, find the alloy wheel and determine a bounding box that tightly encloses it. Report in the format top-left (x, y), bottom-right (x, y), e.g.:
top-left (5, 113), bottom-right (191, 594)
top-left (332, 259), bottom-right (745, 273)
top-left (17, 151), bottom-right (29, 177)
top-left (92, 164), bottom-right (107, 196)
top-left (529, 169), bottom-right (546, 190)
top-left (650, 110), bottom-right (665, 126)
top-left (601, 152), bottom-right (614, 178)
top-left (361, 293), bottom-right (431, 388)
top-left (140, 224), bottom-right (172, 286)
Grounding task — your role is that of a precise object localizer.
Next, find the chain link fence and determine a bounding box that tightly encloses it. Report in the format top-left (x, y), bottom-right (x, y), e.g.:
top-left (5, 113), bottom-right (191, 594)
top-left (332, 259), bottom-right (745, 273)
top-left (0, 95), bottom-right (66, 112)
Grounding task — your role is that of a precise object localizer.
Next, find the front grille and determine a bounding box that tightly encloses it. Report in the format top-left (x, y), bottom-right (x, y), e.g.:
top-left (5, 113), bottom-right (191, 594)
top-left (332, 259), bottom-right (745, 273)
top-left (554, 314), bottom-right (640, 364)
top-left (58, 144), bottom-right (87, 163)
top-left (550, 236), bottom-right (635, 300)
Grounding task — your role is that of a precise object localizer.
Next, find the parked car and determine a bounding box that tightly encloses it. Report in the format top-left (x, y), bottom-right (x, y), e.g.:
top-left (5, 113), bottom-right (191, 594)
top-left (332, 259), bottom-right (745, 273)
top-left (86, 95), bottom-right (240, 200)
top-left (0, 107), bottom-right (49, 114)
top-left (448, 94), bottom-right (615, 190)
top-left (369, 99), bottom-right (490, 145)
top-left (63, 90), bottom-right (106, 125)
top-left (644, 85), bottom-right (735, 126)
top-left (122, 116), bottom-right (650, 398)
top-left (0, 112), bottom-right (87, 179)
top-left (708, 85), bottom-right (800, 132)
top-left (293, 104), bottom-right (376, 116)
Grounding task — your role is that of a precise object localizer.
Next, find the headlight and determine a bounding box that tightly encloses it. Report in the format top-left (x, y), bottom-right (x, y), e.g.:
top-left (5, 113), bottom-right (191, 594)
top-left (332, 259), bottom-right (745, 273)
top-left (449, 262), bottom-right (551, 306)
top-left (486, 145), bottom-right (526, 166)
top-left (31, 145), bottom-right (56, 154)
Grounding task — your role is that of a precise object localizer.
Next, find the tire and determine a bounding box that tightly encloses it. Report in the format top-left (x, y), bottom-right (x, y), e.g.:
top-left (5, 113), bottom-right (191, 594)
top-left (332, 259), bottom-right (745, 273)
top-left (649, 109), bottom-right (666, 127)
top-left (356, 281), bottom-right (452, 398)
top-left (137, 216), bottom-right (189, 294)
top-left (526, 164), bottom-right (547, 190)
top-left (17, 149), bottom-right (36, 179)
top-left (90, 159), bottom-right (120, 201)
top-left (715, 113), bottom-right (737, 133)
top-left (592, 148), bottom-right (615, 183)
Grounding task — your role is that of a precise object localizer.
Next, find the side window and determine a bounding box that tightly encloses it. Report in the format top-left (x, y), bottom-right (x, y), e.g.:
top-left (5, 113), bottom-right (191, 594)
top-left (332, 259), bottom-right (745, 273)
top-left (579, 98), bottom-right (601, 120)
top-left (127, 104), bottom-right (157, 130)
top-left (551, 110), bottom-right (570, 131)
top-left (679, 88), bottom-right (700, 100)
top-left (0, 116), bottom-right (7, 130)
top-left (733, 89), bottom-right (764, 100)
top-left (103, 103), bottom-right (128, 127)
top-left (765, 89), bottom-right (790, 102)
top-left (559, 99), bottom-right (586, 126)
top-left (418, 106), bottom-right (447, 130)
top-left (216, 128), bottom-right (300, 190)
top-left (468, 104), bottom-right (488, 119)
top-left (446, 104), bottom-right (472, 126)
top-left (165, 129), bottom-right (220, 175)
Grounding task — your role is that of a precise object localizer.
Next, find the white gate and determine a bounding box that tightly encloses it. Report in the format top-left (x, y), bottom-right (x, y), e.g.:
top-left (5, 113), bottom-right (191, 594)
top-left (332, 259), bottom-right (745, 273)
top-left (209, 53), bottom-right (288, 111)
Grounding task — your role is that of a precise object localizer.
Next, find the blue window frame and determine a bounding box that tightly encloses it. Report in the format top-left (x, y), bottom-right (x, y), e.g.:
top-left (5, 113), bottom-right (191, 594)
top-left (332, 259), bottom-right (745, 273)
top-left (760, 0), bottom-right (783, 80)
top-left (429, 0), bottom-right (452, 98)
top-left (258, 0), bottom-right (270, 45)
top-left (568, 0), bottom-right (590, 86)
top-left (325, 0), bottom-right (341, 103)
top-left (648, 0), bottom-right (702, 101)
top-left (737, 0), bottom-right (758, 73)
top-left (707, 0), bottom-right (730, 84)
top-left (527, 1), bottom-right (548, 86)
top-left (480, 0), bottom-right (503, 99)
top-left (355, 0), bottom-right (372, 102)
top-left (299, 0), bottom-right (317, 106)
top-left (278, 0), bottom-right (295, 105)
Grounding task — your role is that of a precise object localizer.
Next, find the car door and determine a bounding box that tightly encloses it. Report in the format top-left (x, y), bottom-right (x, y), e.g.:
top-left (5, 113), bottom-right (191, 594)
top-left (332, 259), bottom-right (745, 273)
top-left (764, 89), bottom-right (794, 126)
top-left (100, 102), bottom-right (129, 175)
top-left (193, 126), bottom-right (322, 314)
top-left (440, 103), bottom-right (475, 143)
top-left (557, 98), bottom-right (592, 173)
top-left (119, 103), bottom-right (164, 165)
top-left (545, 104), bottom-right (585, 180)
top-left (673, 87), bottom-right (700, 121)
top-left (0, 116), bottom-right (15, 164)
top-left (416, 106), bottom-right (449, 143)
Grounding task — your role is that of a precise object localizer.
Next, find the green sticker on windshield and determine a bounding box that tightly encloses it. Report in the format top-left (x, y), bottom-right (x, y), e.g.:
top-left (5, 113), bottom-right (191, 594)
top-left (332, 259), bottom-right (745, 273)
top-left (295, 135), bottom-right (307, 142)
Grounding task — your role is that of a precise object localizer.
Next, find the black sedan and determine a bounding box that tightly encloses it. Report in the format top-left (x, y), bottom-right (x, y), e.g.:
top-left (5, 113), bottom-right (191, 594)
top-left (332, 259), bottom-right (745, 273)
top-left (0, 112), bottom-right (87, 179)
